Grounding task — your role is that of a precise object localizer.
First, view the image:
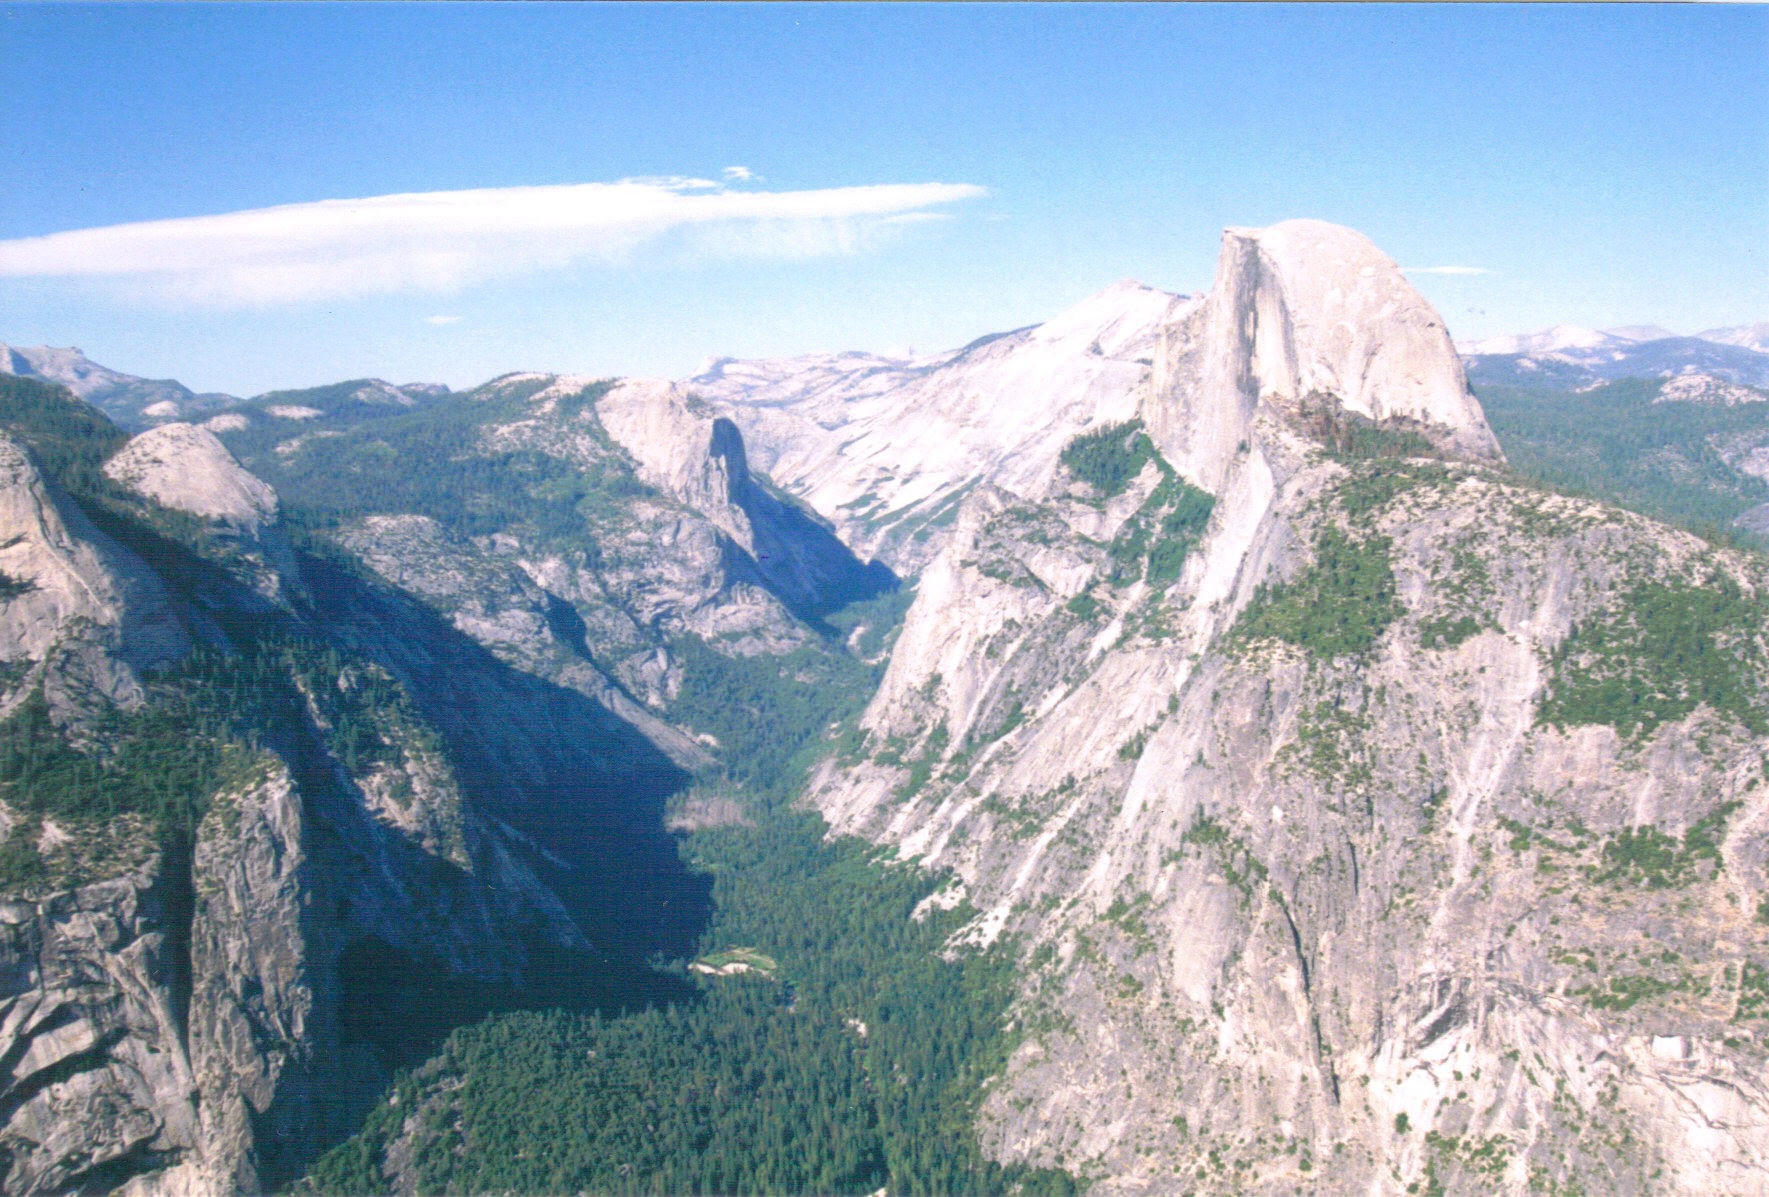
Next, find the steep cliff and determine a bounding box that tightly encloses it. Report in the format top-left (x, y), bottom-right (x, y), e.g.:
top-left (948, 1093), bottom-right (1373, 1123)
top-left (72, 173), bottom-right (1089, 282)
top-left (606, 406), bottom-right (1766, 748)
top-left (0, 716), bottom-right (592, 1196)
top-left (692, 279), bottom-right (1186, 572)
top-left (1145, 220), bottom-right (1499, 494)
top-left (596, 377), bottom-right (895, 619)
top-left (215, 371), bottom-right (892, 750)
top-left (0, 392), bottom-right (661, 1195)
top-left (807, 222), bottom-right (1769, 1194)
top-left (0, 434), bottom-right (188, 718)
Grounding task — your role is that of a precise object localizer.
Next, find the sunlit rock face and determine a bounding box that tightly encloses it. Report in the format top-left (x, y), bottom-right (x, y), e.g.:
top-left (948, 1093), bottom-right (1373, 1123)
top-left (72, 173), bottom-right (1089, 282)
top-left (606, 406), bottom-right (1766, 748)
top-left (103, 423), bottom-right (279, 535)
top-left (689, 279), bottom-right (1190, 572)
top-left (803, 221), bottom-right (1769, 1195)
top-left (101, 421), bottom-right (305, 609)
top-left (0, 435), bottom-right (188, 717)
top-left (1146, 219), bottom-right (1499, 495)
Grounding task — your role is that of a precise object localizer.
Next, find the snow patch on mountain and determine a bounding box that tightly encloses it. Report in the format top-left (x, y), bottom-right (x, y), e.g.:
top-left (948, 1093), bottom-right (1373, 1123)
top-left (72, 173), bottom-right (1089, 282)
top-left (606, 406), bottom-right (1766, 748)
top-left (1455, 325), bottom-right (1626, 356)
top-left (1607, 324), bottom-right (1679, 344)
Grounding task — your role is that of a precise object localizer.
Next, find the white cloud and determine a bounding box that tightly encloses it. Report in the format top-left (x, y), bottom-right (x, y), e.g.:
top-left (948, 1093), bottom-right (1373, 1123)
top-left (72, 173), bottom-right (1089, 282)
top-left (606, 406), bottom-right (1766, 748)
top-left (877, 211), bottom-right (955, 226)
top-left (722, 166), bottom-right (758, 183)
top-left (424, 315), bottom-right (463, 325)
top-left (1401, 266), bottom-right (1495, 276)
top-left (0, 177), bottom-right (985, 306)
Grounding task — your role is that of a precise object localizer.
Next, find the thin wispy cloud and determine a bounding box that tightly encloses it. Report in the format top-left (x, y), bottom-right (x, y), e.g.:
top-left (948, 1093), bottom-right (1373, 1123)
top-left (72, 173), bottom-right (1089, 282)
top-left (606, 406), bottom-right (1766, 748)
top-left (1402, 266), bottom-right (1495, 276)
top-left (877, 211), bottom-right (955, 226)
top-left (722, 166), bottom-right (759, 183)
top-left (0, 177), bottom-right (985, 306)
top-left (424, 315), bottom-right (463, 325)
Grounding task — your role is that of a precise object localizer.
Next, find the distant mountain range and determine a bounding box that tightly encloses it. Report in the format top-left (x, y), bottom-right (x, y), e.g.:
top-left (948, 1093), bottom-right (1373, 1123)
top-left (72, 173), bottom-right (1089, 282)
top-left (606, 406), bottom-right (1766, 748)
top-left (0, 342), bottom-right (450, 431)
top-left (1457, 322), bottom-right (1769, 389)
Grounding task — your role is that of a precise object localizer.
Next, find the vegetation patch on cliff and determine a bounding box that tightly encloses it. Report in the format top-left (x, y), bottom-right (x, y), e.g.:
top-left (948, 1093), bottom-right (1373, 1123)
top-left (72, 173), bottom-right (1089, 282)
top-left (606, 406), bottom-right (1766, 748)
top-left (1061, 419), bottom-right (1153, 499)
top-left (1586, 802), bottom-right (1737, 889)
top-left (1232, 525), bottom-right (1401, 659)
top-left (1059, 420), bottom-right (1217, 587)
top-left (0, 635), bottom-right (449, 890)
top-left (1538, 574), bottom-right (1769, 739)
top-left (1108, 467), bottom-right (1215, 589)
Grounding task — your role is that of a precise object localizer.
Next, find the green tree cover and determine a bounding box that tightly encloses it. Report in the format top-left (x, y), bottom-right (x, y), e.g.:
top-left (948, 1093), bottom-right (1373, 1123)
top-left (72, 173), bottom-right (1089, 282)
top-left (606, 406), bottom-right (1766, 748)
top-left (1538, 576), bottom-right (1769, 740)
top-left (291, 556), bottom-right (1062, 1195)
top-left (1587, 802), bottom-right (1737, 889)
top-left (1335, 461), bottom-right (1453, 524)
top-left (1297, 400), bottom-right (1439, 464)
top-left (0, 634), bottom-right (435, 890)
top-left (1060, 420), bottom-right (1153, 498)
top-left (1057, 419), bottom-right (1216, 585)
top-left (0, 682), bottom-right (245, 890)
top-left (247, 378), bottom-right (448, 417)
top-left (0, 373), bottom-right (218, 554)
top-left (1233, 523), bottom-right (1401, 658)
top-left (297, 807), bottom-right (1076, 1197)
top-left (1108, 467), bottom-right (1215, 587)
top-left (1478, 378), bottom-right (1769, 544)
top-left (0, 374), bottom-right (130, 494)
top-left (667, 635), bottom-right (882, 798)
top-left (217, 378), bottom-right (644, 544)
top-left (664, 584), bottom-right (914, 799)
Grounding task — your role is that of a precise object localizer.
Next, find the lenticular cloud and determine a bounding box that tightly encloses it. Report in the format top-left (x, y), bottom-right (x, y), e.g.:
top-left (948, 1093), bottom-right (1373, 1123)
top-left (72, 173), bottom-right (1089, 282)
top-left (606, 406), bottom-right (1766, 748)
top-left (0, 178), bottom-right (986, 306)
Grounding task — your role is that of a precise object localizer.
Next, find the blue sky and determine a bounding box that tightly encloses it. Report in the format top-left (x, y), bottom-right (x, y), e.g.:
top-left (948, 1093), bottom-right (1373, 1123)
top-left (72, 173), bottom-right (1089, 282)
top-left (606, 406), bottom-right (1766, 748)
top-left (2, 2), bottom-right (1765, 396)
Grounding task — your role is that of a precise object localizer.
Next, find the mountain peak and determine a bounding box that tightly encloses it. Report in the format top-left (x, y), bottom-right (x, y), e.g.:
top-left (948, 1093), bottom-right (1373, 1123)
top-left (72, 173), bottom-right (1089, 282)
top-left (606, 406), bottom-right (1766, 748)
top-left (1698, 321), bottom-right (1769, 354)
top-left (1606, 324), bottom-right (1679, 344)
top-left (1148, 219), bottom-right (1500, 491)
top-left (0, 342), bottom-right (129, 397)
top-left (1030, 278), bottom-right (1186, 355)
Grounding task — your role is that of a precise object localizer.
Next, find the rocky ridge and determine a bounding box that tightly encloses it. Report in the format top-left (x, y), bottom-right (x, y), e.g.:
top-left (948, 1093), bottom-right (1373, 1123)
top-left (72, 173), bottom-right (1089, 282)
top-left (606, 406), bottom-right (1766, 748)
top-left (1, 344), bottom-right (237, 430)
top-left (1702, 324), bottom-right (1769, 355)
top-left (689, 279), bottom-right (1187, 572)
top-left (229, 370), bottom-right (889, 739)
top-left (1461, 328), bottom-right (1769, 391)
top-left (0, 393), bottom-right (684, 1194)
top-left (1458, 322), bottom-right (1769, 359)
top-left (804, 221), bottom-right (1769, 1194)
top-left (0, 434), bottom-right (188, 717)
top-left (1654, 374), bottom-right (1768, 408)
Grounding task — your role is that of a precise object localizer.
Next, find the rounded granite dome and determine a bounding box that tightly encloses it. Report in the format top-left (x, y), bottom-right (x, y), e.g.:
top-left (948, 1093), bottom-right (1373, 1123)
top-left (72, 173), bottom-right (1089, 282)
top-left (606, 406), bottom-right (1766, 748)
top-left (102, 421), bottom-right (278, 533)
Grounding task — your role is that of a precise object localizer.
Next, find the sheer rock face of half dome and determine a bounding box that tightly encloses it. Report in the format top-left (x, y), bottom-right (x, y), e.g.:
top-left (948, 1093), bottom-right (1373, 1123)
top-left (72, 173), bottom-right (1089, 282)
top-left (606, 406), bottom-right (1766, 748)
top-left (1147, 219), bottom-right (1501, 496)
